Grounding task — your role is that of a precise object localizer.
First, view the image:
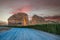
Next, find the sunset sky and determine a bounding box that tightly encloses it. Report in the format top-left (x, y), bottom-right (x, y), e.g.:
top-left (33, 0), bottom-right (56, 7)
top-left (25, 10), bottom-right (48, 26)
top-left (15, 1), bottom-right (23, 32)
top-left (0, 0), bottom-right (60, 22)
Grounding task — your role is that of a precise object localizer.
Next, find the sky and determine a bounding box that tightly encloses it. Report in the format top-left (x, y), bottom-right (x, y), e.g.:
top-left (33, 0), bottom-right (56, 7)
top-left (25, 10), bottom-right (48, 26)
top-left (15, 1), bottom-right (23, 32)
top-left (0, 0), bottom-right (60, 22)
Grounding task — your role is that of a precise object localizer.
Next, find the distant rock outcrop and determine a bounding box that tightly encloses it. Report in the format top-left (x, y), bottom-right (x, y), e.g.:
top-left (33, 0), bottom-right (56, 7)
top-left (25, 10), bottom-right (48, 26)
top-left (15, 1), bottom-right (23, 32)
top-left (31, 15), bottom-right (45, 25)
top-left (44, 16), bottom-right (60, 23)
top-left (8, 12), bottom-right (29, 26)
top-left (0, 21), bottom-right (7, 25)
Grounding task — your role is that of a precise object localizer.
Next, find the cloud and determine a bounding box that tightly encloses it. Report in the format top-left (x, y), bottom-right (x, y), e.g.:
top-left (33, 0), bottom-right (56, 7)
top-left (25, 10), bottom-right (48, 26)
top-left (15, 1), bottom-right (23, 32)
top-left (0, 0), bottom-right (60, 17)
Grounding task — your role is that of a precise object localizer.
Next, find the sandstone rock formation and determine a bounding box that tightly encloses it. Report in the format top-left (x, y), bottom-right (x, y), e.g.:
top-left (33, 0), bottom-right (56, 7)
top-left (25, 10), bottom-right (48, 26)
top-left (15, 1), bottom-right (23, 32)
top-left (8, 12), bottom-right (29, 26)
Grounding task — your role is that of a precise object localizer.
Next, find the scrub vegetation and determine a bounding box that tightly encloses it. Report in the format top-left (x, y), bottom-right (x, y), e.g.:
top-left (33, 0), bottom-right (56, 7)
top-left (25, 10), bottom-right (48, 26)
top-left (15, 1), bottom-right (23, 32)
top-left (0, 24), bottom-right (60, 35)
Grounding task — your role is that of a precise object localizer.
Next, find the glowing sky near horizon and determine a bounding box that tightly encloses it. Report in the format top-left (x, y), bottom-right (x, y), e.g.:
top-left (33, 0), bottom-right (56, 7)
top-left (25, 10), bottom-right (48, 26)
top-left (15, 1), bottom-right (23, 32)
top-left (0, 0), bottom-right (60, 22)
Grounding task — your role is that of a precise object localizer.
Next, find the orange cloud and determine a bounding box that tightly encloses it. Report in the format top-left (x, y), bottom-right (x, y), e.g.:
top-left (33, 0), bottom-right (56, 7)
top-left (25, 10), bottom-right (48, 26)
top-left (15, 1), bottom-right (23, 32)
top-left (11, 5), bottom-right (32, 14)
